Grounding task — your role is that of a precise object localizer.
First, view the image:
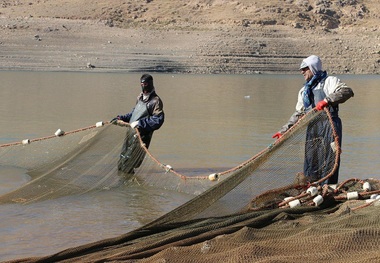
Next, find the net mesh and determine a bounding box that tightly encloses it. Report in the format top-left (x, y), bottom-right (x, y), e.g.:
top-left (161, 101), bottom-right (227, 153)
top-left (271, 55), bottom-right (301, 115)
top-left (0, 124), bottom-right (125, 204)
top-left (2, 109), bottom-right (380, 262)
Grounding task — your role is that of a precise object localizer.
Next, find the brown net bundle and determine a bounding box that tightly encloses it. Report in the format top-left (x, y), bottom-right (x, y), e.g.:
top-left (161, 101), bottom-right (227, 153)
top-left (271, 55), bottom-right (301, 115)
top-left (10, 180), bottom-right (380, 263)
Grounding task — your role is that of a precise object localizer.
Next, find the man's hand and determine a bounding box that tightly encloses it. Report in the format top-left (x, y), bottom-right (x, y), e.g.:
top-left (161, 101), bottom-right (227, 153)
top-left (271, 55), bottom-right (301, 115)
top-left (315, 99), bottom-right (328, 111)
top-left (110, 116), bottom-right (120, 124)
top-left (116, 120), bottom-right (128, 127)
top-left (272, 132), bottom-right (282, 139)
top-left (130, 121), bottom-right (139, 129)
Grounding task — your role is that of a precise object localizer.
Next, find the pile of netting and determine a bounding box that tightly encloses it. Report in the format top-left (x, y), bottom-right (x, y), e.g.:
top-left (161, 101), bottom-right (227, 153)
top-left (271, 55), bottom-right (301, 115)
top-left (1, 109), bottom-right (380, 263)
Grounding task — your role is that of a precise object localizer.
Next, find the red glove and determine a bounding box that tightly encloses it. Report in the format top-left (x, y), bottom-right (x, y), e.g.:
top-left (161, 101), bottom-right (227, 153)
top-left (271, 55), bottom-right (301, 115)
top-left (272, 132), bottom-right (282, 139)
top-left (315, 99), bottom-right (328, 111)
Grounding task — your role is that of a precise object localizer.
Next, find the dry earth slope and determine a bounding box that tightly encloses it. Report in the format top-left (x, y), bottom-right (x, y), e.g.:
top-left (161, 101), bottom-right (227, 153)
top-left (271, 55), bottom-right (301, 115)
top-left (0, 0), bottom-right (379, 74)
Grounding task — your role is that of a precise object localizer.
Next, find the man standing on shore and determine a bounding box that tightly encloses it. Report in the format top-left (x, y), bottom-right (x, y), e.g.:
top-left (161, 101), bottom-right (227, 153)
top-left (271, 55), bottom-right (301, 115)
top-left (272, 55), bottom-right (354, 184)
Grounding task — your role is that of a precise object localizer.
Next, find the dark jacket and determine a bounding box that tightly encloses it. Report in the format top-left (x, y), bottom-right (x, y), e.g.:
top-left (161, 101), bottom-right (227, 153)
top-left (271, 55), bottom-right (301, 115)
top-left (119, 90), bottom-right (164, 133)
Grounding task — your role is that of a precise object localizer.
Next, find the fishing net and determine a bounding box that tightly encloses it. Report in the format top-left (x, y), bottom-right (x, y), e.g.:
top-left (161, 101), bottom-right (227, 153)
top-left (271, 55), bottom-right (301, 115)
top-left (2, 109), bottom-right (380, 262)
top-left (0, 109), bottom-right (336, 206)
top-left (0, 123), bottom-right (124, 204)
top-left (0, 122), bottom-right (218, 205)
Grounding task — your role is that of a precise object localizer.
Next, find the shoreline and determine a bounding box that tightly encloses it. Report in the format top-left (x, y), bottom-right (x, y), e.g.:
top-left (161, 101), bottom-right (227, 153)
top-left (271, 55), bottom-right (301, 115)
top-left (1, 17), bottom-right (379, 75)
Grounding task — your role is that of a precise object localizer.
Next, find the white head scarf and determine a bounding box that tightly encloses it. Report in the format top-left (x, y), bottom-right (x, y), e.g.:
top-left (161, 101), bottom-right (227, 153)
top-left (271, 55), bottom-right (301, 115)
top-left (299, 55), bottom-right (322, 75)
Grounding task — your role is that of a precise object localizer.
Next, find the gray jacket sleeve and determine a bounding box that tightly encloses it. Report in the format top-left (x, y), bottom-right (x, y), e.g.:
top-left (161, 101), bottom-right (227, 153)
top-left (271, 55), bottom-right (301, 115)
top-left (324, 78), bottom-right (354, 106)
top-left (278, 110), bottom-right (304, 134)
top-left (278, 88), bottom-right (305, 134)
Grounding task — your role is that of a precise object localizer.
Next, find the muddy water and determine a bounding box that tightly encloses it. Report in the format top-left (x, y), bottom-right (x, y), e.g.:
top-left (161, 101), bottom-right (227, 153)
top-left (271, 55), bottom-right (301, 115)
top-left (0, 71), bottom-right (379, 260)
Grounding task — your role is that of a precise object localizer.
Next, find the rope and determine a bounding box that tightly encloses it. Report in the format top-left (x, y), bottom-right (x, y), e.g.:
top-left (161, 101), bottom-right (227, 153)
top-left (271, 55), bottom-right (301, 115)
top-left (0, 123), bottom-right (103, 148)
top-left (314, 107), bottom-right (342, 184)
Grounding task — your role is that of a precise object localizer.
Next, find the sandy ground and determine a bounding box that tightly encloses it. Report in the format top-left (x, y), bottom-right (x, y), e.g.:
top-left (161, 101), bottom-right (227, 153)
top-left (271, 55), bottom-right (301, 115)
top-left (0, 0), bottom-right (379, 74)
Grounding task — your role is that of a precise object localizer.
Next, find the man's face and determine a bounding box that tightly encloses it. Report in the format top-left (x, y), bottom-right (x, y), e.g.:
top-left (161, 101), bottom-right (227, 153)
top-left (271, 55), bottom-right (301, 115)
top-left (300, 67), bottom-right (313, 81)
top-left (141, 82), bottom-right (150, 94)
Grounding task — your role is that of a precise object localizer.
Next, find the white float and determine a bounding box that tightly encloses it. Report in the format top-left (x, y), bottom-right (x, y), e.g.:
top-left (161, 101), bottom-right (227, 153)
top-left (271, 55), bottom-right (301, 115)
top-left (55, 129), bottom-right (65, 136)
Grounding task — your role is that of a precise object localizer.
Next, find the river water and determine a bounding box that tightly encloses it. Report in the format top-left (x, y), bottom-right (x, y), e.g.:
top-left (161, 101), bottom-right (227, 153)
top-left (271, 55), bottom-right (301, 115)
top-left (0, 72), bottom-right (379, 261)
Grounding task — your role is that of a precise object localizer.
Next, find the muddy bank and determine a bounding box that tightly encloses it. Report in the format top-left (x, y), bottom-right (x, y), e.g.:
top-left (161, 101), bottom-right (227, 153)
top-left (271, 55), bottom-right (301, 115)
top-left (0, 17), bottom-right (379, 74)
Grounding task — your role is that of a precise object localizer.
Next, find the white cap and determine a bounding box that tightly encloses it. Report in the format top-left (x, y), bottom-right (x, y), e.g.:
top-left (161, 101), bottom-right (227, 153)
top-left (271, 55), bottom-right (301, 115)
top-left (299, 60), bottom-right (308, 70)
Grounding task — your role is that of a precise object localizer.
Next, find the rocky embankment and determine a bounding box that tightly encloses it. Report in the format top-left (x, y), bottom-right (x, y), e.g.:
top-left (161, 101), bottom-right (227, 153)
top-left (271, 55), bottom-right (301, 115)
top-left (0, 0), bottom-right (379, 74)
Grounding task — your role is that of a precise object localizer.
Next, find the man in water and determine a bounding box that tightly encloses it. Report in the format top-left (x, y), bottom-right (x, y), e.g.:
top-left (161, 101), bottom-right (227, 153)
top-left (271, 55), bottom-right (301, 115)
top-left (112, 74), bottom-right (164, 174)
top-left (272, 55), bottom-right (354, 184)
